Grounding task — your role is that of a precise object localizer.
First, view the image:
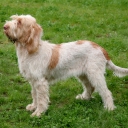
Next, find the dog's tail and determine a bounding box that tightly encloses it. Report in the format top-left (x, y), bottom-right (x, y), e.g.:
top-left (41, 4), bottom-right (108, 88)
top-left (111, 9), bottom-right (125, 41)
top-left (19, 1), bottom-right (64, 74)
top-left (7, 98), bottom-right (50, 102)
top-left (107, 60), bottom-right (128, 77)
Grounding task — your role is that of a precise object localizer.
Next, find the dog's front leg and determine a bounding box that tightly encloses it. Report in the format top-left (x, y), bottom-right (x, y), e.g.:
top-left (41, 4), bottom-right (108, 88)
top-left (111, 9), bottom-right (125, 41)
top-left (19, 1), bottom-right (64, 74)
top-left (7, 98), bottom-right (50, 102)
top-left (31, 78), bottom-right (49, 117)
top-left (26, 83), bottom-right (37, 112)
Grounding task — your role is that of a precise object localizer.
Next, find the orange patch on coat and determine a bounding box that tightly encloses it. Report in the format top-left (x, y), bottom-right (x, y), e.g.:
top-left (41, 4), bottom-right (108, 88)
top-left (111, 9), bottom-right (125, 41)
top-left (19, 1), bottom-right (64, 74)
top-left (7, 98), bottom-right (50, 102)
top-left (91, 42), bottom-right (110, 60)
top-left (26, 24), bottom-right (42, 54)
top-left (48, 44), bottom-right (61, 69)
top-left (76, 40), bottom-right (85, 45)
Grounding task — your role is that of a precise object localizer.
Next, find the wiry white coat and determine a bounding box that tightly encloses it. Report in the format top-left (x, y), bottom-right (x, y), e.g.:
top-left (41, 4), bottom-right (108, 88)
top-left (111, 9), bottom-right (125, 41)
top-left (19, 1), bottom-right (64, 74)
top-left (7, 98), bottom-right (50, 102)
top-left (4, 15), bottom-right (128, 117)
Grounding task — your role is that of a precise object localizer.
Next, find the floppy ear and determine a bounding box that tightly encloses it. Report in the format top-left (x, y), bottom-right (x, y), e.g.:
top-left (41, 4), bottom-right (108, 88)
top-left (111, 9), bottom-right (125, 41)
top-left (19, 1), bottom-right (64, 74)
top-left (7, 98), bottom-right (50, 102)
top-left (26, 24), bottom-right (42, 54)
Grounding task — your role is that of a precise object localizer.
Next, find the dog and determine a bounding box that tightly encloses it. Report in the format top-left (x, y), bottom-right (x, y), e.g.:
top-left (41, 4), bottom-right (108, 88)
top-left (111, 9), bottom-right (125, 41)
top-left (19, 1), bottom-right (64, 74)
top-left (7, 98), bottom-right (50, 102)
top-left (3, 15), bottom-right (128, 117)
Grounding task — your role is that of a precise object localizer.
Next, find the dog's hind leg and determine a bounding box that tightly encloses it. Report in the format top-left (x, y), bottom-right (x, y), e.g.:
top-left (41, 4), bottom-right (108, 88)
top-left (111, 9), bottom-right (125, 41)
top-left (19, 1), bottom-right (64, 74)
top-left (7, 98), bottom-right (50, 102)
top-left (86, 70), bottom-right (115, 110)
top-left (76, 75), bottom-right (94, 100)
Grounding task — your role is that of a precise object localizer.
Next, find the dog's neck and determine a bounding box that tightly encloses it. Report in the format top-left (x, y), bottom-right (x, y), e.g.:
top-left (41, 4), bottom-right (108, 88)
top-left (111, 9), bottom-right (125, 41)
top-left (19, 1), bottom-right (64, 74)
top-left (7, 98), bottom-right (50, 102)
top-left (15, 41), bottom-right (26, 48)
top-left (15, 40), bottom-right (40, 55)
top-left (15, 42), bottom-right (28, 55)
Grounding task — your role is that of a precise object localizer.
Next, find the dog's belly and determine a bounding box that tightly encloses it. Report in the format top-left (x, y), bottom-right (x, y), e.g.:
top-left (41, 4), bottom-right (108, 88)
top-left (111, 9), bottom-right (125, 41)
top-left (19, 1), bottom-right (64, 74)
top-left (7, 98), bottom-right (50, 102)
top-left (46, 64), bottom-right (85, 84)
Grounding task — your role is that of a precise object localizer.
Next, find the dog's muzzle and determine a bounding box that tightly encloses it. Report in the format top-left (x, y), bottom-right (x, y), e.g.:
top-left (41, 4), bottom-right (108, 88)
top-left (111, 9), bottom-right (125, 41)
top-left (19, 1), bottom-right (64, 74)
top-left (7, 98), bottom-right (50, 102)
top-left (3, 26), bottom-right (17, 44)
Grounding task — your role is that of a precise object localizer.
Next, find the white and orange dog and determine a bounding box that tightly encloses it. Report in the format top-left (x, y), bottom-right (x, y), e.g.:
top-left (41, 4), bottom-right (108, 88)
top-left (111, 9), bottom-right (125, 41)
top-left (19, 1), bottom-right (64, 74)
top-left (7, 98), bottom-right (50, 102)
top-left (4, 15), bottom-right (128, 117)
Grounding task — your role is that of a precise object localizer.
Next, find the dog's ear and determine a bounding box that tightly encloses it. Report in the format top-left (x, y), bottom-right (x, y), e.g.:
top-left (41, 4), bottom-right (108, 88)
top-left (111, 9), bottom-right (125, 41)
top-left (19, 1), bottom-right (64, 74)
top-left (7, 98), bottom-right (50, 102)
top-left (26, 24), bottom-right (42, 54)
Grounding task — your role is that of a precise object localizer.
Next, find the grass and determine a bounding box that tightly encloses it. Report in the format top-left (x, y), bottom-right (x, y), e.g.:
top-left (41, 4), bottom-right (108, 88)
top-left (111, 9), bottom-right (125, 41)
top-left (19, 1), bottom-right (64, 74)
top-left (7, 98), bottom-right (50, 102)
top-left (0, 0), bottom-right (128, 127)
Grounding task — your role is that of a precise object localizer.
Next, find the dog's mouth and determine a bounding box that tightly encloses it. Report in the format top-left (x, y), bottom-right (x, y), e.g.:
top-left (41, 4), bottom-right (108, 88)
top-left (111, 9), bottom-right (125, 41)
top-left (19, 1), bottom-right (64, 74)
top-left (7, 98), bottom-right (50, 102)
top-left (4, 25), bottom-right (18, 44)
top-left (8, 37), bottom-right (17, 44)
top-left (4, 31), bottom-right (17, 44)
top-left (6, 34), bottom-right (17, 43)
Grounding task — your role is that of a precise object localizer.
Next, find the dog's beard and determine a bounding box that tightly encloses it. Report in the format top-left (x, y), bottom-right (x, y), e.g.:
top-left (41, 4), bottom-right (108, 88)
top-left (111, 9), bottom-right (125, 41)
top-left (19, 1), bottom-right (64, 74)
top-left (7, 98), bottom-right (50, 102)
top-left (6, 34), bottom-right (17, 43)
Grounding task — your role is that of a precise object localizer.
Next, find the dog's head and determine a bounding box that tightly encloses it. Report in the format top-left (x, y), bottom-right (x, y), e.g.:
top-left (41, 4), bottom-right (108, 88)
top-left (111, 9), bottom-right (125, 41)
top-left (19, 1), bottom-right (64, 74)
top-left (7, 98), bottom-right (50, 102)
top-left (4, 15), bottom-right (42, 53)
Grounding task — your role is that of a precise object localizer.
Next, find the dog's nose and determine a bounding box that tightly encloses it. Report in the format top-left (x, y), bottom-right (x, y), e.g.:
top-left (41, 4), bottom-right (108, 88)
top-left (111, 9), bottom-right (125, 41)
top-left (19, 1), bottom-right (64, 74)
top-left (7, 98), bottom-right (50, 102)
top-left (3, 25), bottom-right (9, 30)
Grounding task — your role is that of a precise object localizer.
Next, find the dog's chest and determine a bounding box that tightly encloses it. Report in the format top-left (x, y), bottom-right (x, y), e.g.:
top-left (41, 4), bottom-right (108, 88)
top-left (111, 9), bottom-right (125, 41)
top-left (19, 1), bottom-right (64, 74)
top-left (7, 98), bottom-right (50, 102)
top-left (19, 59), bottom-right (32, 79)
top-left (17, 54), bottom-right (47, 81)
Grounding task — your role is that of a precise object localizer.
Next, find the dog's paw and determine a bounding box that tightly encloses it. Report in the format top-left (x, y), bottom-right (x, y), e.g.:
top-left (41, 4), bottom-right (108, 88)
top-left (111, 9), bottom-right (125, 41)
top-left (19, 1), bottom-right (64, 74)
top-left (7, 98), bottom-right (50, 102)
top-left (104, 104), bottom-right (116, 111)
top-left (26, 104), bottom-right (36, 111)
top-left (31, 111), bottom-right (41, 117)
top-left (76, 94), bottom-right (91, 100)
top-left (76, 94), bottom-right (83, 99)
top-left (31, 109), bottom-right (44, 117)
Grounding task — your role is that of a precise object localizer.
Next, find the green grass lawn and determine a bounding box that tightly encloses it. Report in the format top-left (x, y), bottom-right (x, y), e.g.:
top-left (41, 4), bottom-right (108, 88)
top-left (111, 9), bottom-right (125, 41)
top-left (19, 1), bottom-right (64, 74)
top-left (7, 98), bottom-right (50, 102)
top-left (0, 0), bottom-right (128, 127)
